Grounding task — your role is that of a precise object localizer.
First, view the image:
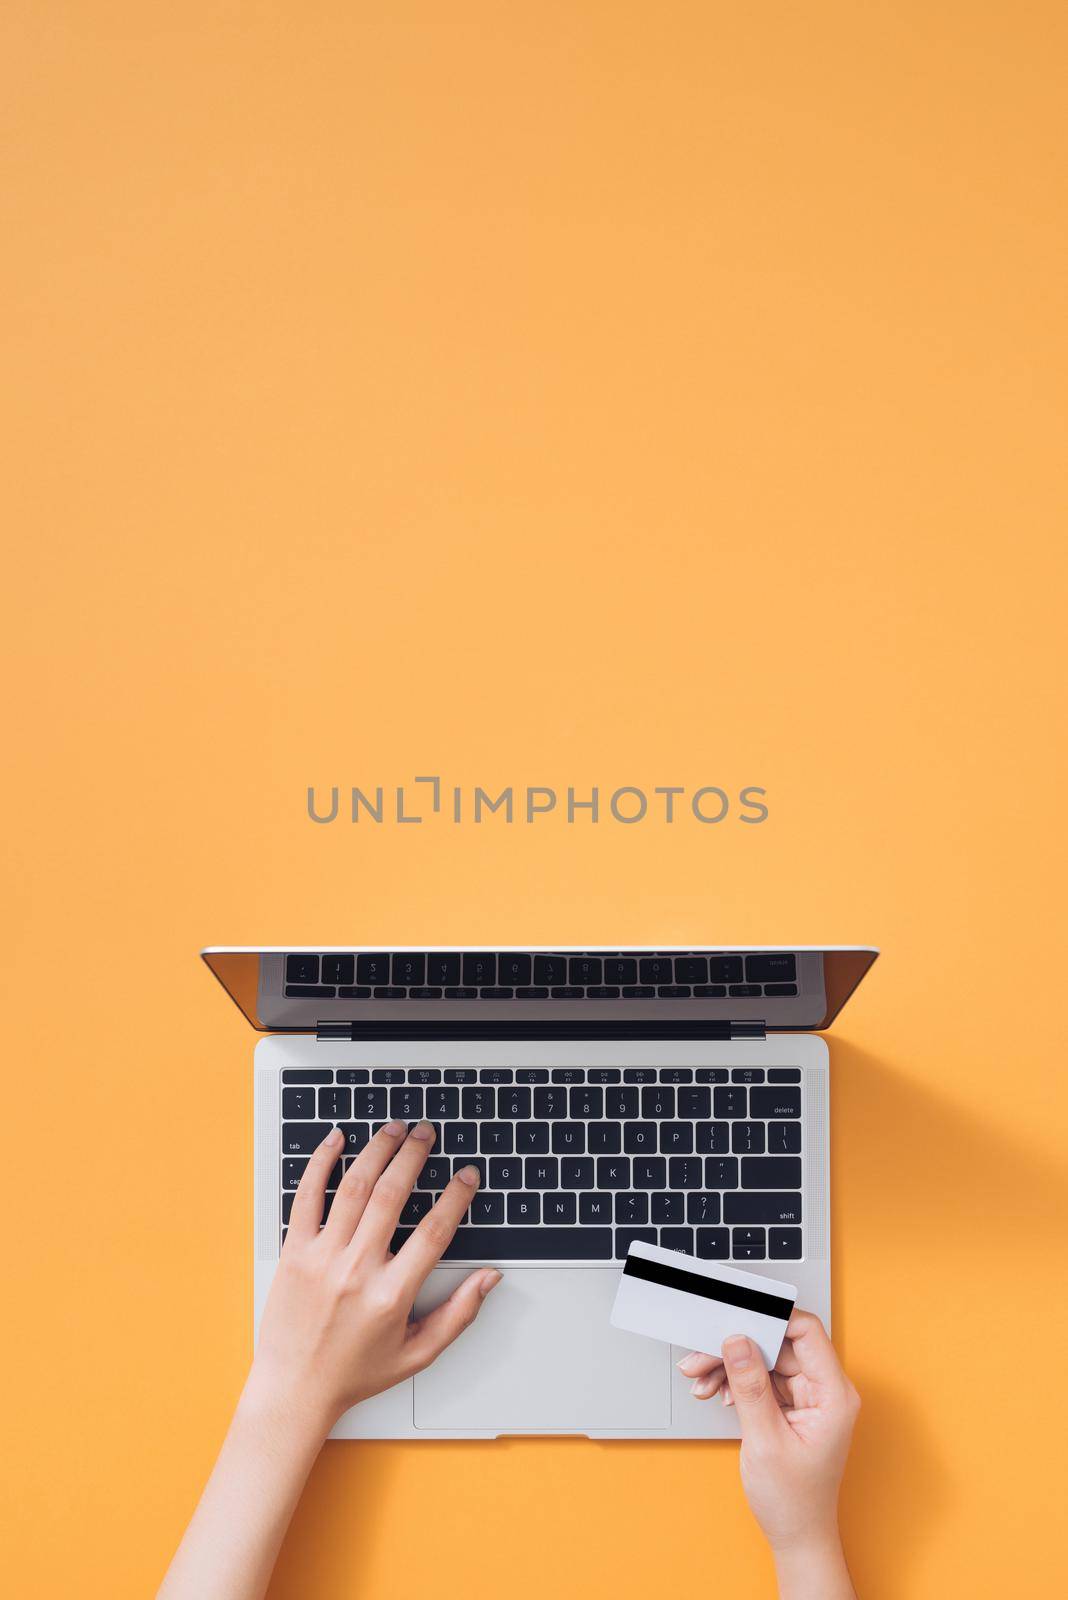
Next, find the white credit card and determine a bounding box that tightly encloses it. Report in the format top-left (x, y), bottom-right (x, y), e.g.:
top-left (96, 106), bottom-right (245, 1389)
top-left (610, 1240), bottom-right (797, 1369)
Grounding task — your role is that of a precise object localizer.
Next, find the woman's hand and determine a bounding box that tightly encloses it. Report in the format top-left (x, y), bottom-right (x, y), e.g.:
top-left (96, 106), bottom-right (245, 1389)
top-left (678, 1312), bottom-right (860, 1599)
top-left (250, 1119), bottom-right (500, 1430)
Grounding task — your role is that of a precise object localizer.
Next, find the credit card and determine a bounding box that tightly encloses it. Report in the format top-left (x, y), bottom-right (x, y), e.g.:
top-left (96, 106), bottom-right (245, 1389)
top-left (610, 1240), bottom-right (797, 1369)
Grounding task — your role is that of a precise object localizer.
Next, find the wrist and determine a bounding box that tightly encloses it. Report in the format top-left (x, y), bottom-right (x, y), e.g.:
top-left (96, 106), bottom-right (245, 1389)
top-left (239, 1363), bottom-right (338, 1450)
top-left (770, 1522), bottom-right (853, 1600)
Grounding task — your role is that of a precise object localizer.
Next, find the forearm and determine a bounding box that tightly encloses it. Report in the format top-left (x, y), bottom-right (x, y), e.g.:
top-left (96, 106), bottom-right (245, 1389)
top-left (772, 1528), bottom-right (856, 1600)
top-left (158, 1375), bottom-right (333, 1600)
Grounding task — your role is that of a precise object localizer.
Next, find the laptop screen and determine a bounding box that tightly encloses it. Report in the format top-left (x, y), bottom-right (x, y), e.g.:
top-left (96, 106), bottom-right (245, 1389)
top-left (201, 947), bottom-right (877, 1035)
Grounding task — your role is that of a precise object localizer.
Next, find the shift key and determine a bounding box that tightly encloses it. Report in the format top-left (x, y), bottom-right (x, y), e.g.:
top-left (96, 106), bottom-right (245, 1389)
top-left (724, 1192), bottom-right (803, 1225)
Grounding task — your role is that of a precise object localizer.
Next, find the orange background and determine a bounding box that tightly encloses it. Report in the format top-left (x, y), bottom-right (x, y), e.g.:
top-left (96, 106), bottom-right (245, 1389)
top-left (2, 4), bottom-right (1066, 1596)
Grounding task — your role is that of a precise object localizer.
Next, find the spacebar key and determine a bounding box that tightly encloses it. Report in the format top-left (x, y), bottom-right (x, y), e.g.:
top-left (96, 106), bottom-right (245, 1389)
top-left (440, 1228), bottom-right (612, 1260)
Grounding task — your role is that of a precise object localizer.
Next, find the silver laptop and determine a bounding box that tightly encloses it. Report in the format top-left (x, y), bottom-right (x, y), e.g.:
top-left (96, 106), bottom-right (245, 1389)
top-left (202, 945), bottom-right (877, 1439)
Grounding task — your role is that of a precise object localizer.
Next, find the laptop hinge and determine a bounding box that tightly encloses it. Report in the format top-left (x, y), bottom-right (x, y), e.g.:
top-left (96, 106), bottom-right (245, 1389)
top-left (316, 1017), bottom-right (767, 1042)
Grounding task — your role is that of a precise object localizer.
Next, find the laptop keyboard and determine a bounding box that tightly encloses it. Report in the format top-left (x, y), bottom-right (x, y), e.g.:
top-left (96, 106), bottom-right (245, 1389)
top-left (279, 1065), bottom-right (804, 1263)
top-left (282, 950), bottom-right (799, 1000)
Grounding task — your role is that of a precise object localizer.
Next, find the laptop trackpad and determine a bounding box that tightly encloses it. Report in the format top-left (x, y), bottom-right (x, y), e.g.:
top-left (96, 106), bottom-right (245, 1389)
top-left (412, 1267), bottom-right (671, 1433)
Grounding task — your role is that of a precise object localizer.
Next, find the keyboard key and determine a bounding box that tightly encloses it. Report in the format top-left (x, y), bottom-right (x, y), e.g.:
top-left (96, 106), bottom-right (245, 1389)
top-left (499, 1086), bottom-right (531, 1119)
top-left (479, 1068), bottom-right (513, 1084)
top-left (389, 1086), bottom-right (423, 1120)
top-left (444, 1122), bottom-right (478, 1154)
top-left (596, 1157), bottom-right (632, 1189)
top-left (715, 1087), bottom-right (746, 1118)
top-left (586, 986), bottom-right (621, 999)
top-left (768, 1068), bottom-right (802, 1083)
top-left (660, 1227), bottom-right (695, 1253)
top-left (686, 1192), bottom-right (721, 1225)
top-left (410, 987), bottom-right (443, 999)
top-left (651, 1192), bottom-right (684, 1224)
top-left (543, 1193), bottom-right (577, 1224)
top-left (442, 1227), bottom-right (612, 1260)
top-left (286, 954), bottom-right (319, 983)
top-left (587, 1121), bottom-right (622, 1154)
top-left (285, 984), bottom-right (336, 998)
top-left (427, 953), bottom-right (462, 985)
top-left (696, 1227), bottom-right (730, 1259)
top-left (452, 1156), bottom-right (486, 1183)
top-left (674, 957), bottom-right (707, 983)
top-left (515, 1122), bottom-right (550, 1154)
top-left (471, 1192), bottom-right (504, 1224)
top-left (282, 1192), bottom-right (295, 1224)
top-left (372, 1069), bottom-right (406, 1084)
top-left (282, 1087), bottom-right (315, 1118)
top-left (623, 1122), bottom-right (658, 1153)
top-left (418, 1156), bottom-right (452, 1189)
top-left (481, 1123), bottom-right (514, 1154)
top-left (588, 1068), bottom-right (622, 1084)
top-left (642, 1086), bottom-right (675, 1118)
top-left (725, 1193), bottom-right (802, 1225)
top-left (498, 954), bottom-right (532, 985)
top-left (426, 1087), bottom-right (459, 1119)
top-left (320, 955), bottom-right (355, 984)
top-left (335, 1069), bottom-right (370, 1085)
top-left (764, 983), bottom-right (798, 996)
top-left (615, 1227), bottom-right (657, 1258)
top-left (768, 1121), bottom-right (802, 1154)
top-left (507, 1193), bottom-right (541, 1224)
top-left (615, 1192), bottom-right (649, 1225)
top-left (732, 1067), bottom-right (764, 1084)
top-left (517, 987), bottom-right (550, 999)
top-left (389, 954), bottom-right (423, 986)
top-left (745, 953), bottom-right (797, 983)
top-left (356, 954), bottom-right (390, 983)
top-left (729, 984), bottom-right (762, 998)
top-left (695, 1068), bottom-right (728, 1084)
top-left (569, 956), bottom-right (602, 985)
top-left (463, 1088), bottom-right (496, 1118)
top-left (705, 1156), bottom-right (739, 1187)
top-left (400, 1192), bottom-right (432, 1224)
top-left (659, 1122), bottom-right (693, 1154)
top-left (481, 987), bottom-right (515, 999)
top-left (463, 953), bottom-right (496, 986)
top-left (561, 1158), bottom-right (594, 1188)
top-left (606, 1087), bottom-right (640, 1118)
top-left (443, 987), bottom-right (478, 999)
top-left (281, 1157), bottom-right (308, 1188)
top-left (623, 1068), bottom-right (657, 1083)
top-left (444, 1069), bottom-right (477, 1084)
top-left (696, 1122), bottom-right (730, 1154)
top-left (282, 1069), bottom-right (333, 1084)
top-left (632, 1156), bottom-right (666, 1187)
top-left (732, 1227), bottom-right (766, 1260)
top-left (551, 1122), bottom-right (586, 1154)
top-left (770, 1227), bottom-right (803, 1259)
top-left (751, 1087), bottom-right (802, 1119)
top-left (707, 957), bottom-right (743, 982)
top-left (338, 1123), bottom-right (371, 1155)
top-left (282, 1122), bottom-right (333, 1154)
top-left (569, 1086), bottom-right (603, 1119)
top-left (534, 1087), bottom-right (568, 1118)
top-left (372, 987), bottom-right (407, 999)
top-left (355, 1088), bottom-right (388, 1119)
top-left (677, 1087), bottom-right (711, 1118)
top-left (731, 1122), bottom-right (766, 1154)
top-left (551, 1068), bottom-right (586, 1084)
top-left (533, 955), bottom-right (569, 985)
top-left (579, 1192), bottom-right (612, 1223)
top-left (668, 1156), bottom-right (703, 1189)
top-left (639, 956), bottom-right (673, 983)
top-left (659, 1067), bottom-right (694, 1084)
top-left (489, 1158), bottom-right (523, 1189)
top-left (516, 1068), bottom-right (550, 1084)
top-left (338, 986), bottom-right (373, 998)
top-left (657, 986), bottom-right (691, 997)
top-left (622, 985), bottom-right (656, 997)
top-left (604, 958), bottom-right (638, 983)
top-left (524, 1157), bottom-right (559, 1188)
top-left (742, 1156), bottom-right (802, 1189)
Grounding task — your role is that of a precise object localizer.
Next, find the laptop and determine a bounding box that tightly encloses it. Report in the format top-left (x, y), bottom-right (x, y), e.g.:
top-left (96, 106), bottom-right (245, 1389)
top-left (202, 945), bottom-right (877, 1439)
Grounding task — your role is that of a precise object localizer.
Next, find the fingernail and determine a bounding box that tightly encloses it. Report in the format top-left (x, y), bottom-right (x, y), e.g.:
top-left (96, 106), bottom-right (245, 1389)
top-left (326, 1127), bottom-right (344, 1147)
top-left (723, 1335), bottom-right (752, 1370)
top-left (384, 1120), bottom-right (406, 1137)
top-left (479, 1269), bottom-right (502, 1297)
top-left (691, 1375), bottom-right (717, 1399)
top-left (722, 1389), bottom-right (734, 1407)
top-left (455, 1164), bottom-right (481, 1187)
top-left (677, 1352), bottom-right (704, 1374)
top-left (410, 1121), bottom-right (436, 1141)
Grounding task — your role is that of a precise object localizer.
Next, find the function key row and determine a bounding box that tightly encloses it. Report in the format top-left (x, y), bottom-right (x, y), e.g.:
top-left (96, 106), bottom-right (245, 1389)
top-left (282, 1084), bottom-right (802, 1123)
top-left (281, 1066), bottom-right (802, 1086)
top-left (283, 952), bottom-right (798, 999)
